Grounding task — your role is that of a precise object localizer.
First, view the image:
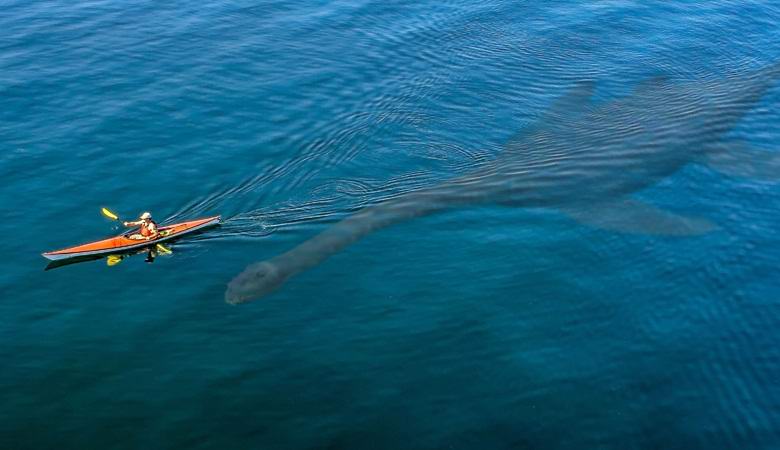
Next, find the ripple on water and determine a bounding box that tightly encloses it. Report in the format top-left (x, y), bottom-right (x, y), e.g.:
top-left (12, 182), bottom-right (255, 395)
top-left (4, 0), bottom-right (780, 448)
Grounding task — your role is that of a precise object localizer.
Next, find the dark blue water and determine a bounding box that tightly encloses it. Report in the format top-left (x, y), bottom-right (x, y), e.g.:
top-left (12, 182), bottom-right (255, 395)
top-left (3, 1), bottom-right (780, 448)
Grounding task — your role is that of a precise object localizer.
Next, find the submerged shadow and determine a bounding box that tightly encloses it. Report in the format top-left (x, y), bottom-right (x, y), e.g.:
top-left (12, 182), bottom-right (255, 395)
top-left (226, 62), bottom-right (780, 304)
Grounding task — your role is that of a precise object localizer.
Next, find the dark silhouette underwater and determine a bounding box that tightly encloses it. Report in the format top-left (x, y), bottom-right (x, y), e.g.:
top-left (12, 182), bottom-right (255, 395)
top-left (226, 62), bottom-right (780, 304)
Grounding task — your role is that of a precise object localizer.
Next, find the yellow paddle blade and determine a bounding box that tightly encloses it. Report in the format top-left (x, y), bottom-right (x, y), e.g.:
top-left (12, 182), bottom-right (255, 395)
top-left (101, 207), bottom-right (119, 220)
top-left (106, 255), bottom-right (123, 266)
top-left (156, 244), bottom-right (172, 254)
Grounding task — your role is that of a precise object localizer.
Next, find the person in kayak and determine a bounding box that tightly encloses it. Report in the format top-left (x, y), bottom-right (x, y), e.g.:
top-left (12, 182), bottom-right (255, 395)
top-left (123, 212), bottom-right (159, 240)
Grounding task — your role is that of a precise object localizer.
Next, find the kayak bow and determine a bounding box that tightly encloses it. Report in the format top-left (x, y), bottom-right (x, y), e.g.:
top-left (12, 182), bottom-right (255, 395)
top-left (42, 215), bottom-right (220, 261)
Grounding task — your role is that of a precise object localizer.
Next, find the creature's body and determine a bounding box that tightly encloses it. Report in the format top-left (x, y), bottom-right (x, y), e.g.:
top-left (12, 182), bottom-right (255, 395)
top-left (226, 63), bottom-right (780, 303)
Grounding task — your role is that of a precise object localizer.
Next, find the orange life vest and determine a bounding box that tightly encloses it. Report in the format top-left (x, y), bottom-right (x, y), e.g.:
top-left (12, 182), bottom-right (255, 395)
top-left (140, 220), bottom-right (157, 237)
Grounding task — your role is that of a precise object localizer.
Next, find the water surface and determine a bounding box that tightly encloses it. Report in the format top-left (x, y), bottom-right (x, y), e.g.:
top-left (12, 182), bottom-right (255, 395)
top-left (2, 1), bottom-right (780, 448)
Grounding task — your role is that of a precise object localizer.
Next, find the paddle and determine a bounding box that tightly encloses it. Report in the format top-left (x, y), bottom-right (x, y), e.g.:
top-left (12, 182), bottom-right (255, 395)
top-left (106, 255), bottom-right (124, 266)
top-left (97, 208), bottom-right (171, 266)
top-left (101, 205), bottom-right (174, 242)
top-left (101, 207), bottom-right (120, 221)
top-left (106, 244), bottom-right (170, 267)
top-left (156, 243), bottom-right (172, 254)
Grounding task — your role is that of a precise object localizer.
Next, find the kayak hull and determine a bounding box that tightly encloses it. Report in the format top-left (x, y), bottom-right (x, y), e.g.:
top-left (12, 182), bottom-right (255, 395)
top-left (42, 215), bottom-right (220, 261)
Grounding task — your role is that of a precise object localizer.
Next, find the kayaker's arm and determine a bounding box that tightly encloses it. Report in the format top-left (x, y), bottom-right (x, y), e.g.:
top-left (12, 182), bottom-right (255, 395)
top-left (123, 220), bottom-right (143, 227)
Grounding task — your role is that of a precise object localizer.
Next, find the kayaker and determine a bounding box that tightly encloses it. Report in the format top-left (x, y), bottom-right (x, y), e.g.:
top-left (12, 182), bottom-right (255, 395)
top-left (123, 212), bottom-right (159, 240)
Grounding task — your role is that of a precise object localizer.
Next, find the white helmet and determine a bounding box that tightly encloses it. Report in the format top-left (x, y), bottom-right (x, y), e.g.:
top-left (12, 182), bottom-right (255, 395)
top-left (140, 212), bottom-right (152, 220)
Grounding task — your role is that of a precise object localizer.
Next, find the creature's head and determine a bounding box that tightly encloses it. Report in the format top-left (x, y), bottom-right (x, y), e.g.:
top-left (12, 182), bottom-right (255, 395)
top-left (225, 261), bottom-right (287, 304)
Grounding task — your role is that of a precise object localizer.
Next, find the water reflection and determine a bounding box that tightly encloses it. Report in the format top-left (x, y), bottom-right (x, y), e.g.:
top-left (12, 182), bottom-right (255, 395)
top-left (44, 244), bottom-right (172, 271)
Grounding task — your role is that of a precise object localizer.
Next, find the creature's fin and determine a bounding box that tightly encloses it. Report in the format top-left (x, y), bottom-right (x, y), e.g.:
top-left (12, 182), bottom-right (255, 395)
top-left (543, 80), bottom-right (596, 122)
top-left (505, 81), bottom-right (595, 149)
top-left (560, 199), bottom-right (716, 236)
top-left (705, 141), bottom-right (780, 182)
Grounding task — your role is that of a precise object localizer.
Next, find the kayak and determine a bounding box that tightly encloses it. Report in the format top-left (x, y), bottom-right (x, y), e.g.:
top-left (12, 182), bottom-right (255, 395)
top-left (42, 215), bottom-right (221, 261)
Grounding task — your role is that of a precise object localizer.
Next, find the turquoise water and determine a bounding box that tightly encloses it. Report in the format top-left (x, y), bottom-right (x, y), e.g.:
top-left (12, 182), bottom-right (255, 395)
top-left (3, 1), bottom-right (780, 448)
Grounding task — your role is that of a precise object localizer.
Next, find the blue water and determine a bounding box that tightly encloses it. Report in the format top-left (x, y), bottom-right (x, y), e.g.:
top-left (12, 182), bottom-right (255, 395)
top-left (3, 1), bottom-right (780, 448)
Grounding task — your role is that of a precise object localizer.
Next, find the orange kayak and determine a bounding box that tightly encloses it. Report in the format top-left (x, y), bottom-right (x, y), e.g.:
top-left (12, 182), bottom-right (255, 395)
top-left (42, 215), bottom-right (221, 261)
